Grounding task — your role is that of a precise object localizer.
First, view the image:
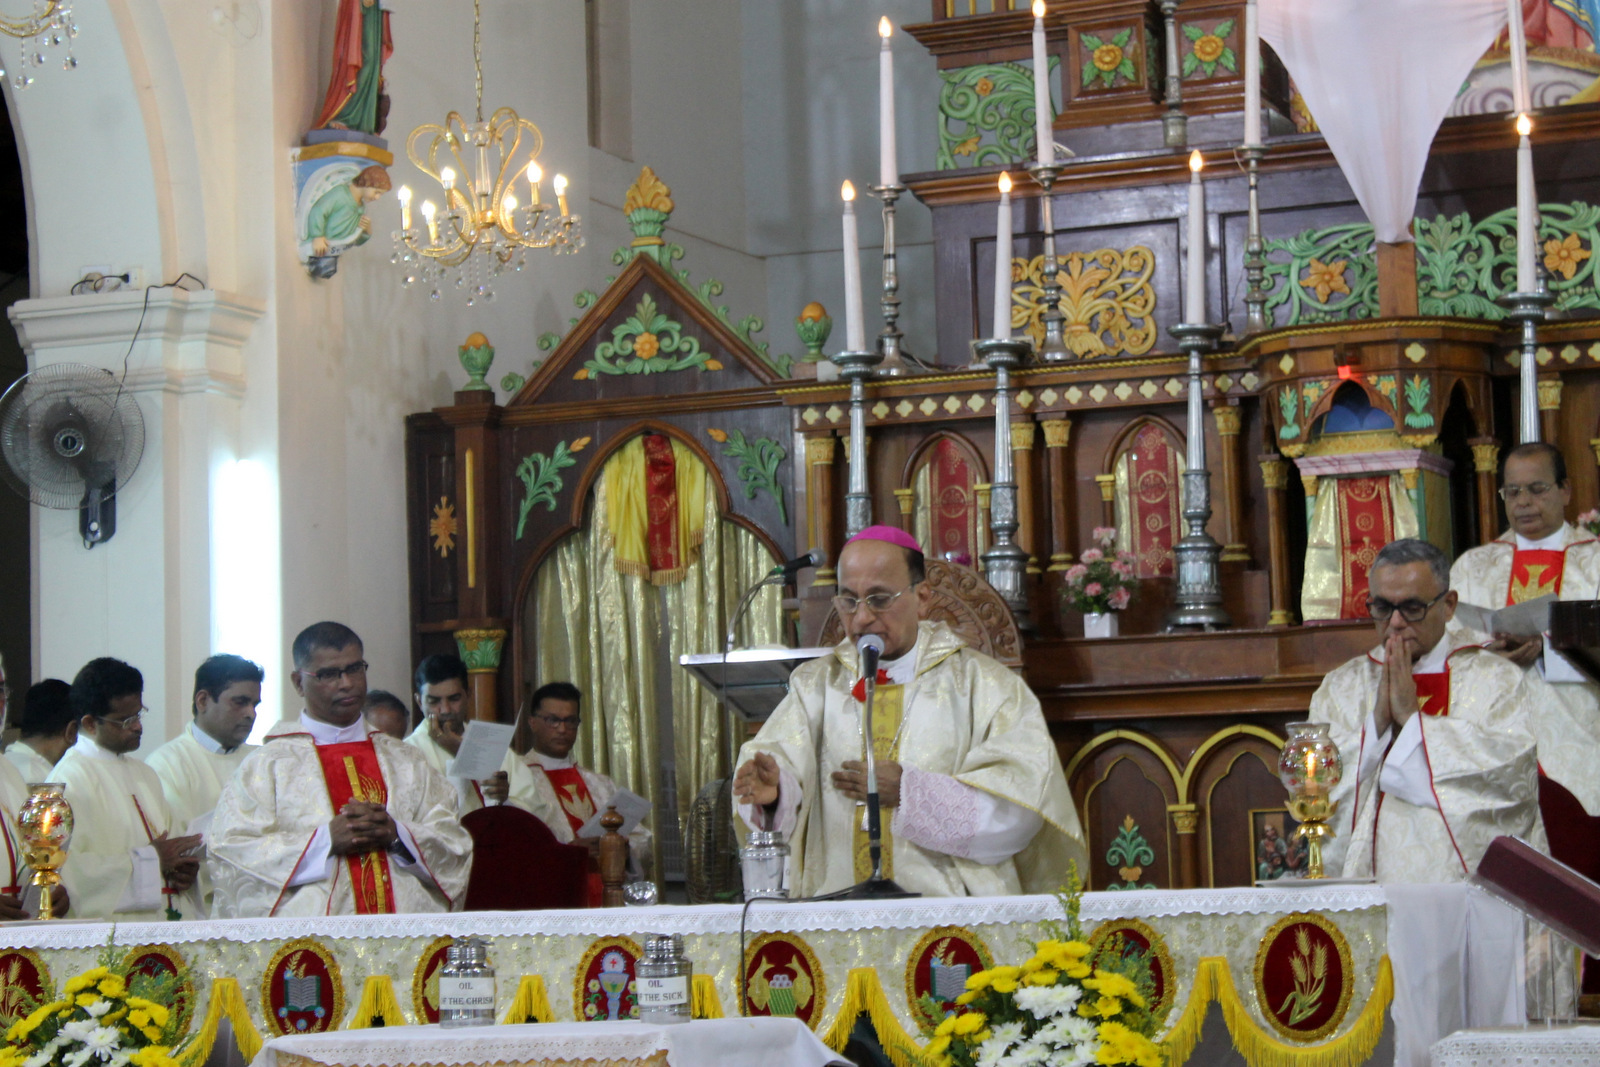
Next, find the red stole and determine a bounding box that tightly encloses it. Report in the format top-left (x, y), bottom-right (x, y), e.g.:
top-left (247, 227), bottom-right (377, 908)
top-left (1507, 548), bottom-right (1565, 605)
top-left (1413, 669), bottom-right (1450, 718)
top-left (540, 765), bottom-right (603, 906)
top-left (643, 434), bottom-right (682, 582)
top-left (313, 741), bottom-right (397, 914)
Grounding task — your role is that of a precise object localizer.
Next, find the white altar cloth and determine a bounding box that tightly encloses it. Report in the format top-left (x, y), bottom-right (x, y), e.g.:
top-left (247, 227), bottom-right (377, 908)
top-left (1431, 1025), bottom-right (1600, 1067)
top-left (253, 1019), bottom-right (849, 1067)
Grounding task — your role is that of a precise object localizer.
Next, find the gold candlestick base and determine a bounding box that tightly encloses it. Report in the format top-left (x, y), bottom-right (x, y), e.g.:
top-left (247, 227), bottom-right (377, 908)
top-left (1287, 794), bottom-right (1336, 879)
top-left (18, 783), bottom-right (73, 920)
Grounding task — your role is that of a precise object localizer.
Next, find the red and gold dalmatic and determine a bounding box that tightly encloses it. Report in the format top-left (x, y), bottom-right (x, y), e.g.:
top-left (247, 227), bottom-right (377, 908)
top-left (313, 741), bottom-right (397, 914)
top-left (539, 766), bottom-right (603, 906)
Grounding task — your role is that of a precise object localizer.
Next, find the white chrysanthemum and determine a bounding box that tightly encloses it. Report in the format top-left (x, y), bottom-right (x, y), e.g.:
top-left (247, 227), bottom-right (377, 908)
top-left (974, 1022), bottom-right (1023, 1067)
top-left (60, 1021), bottom-right (99, 1044)
top-left (84, 1000), bottom-right (113, 1019)
top-left (24, 1049), bottom-right (54, 1067)
top-left (1014, 983), bottom-right (1082, 1018)
top-left (1007, 1038), bottom-right (1053, 1067)
top-left (107, 1050), bottom-right (133, 1067)
top-left (63, 1047), bottom-right (93, 1067)
top-left (1037, 1014), bottom-right (1096, 1047)
top-left (85, 1025), bottom-right (120, 1056)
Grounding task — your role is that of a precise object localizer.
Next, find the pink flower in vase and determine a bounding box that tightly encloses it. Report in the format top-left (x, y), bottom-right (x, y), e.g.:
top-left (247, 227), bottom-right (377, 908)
top-left (1084, 582), bottom-right (1104, 598)
top-left (1091, 526), bottom-right (1117, 546)
top-left (1065, 564), bottom-right (1089, 582)
top-left (1081, 548), bottom-right (1104, 563)
top-left (1108, 586), bottom-right (1132, 611)
top-left (1111, 560), bottom-right (1134, 578)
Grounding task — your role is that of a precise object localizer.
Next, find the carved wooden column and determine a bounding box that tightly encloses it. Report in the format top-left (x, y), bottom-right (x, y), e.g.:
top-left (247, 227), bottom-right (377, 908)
top-left (454, 629), bottom-right (505, 722)
top-left (893, 488), bottom-right (915, 535)
top-left (804, 434), bottom-right (838, 587)
top-left (438, 390), bottom-right (507, 722)
top-left (1300, 472), bottom-right (1319, 528)
top-left (1211, 403), bottom-right (1250, 563)
top-left (1538, 378), bottom-right (1562, 448)
top-left (1012, 421), bottom-right (1040, 575)
top-left (1471, 438), bottom-right (1501, 546)
top-left (1043, 417), bottom-right (1075, 572)
top-left (1094, 474), bottom-right (1116, 528)
top-left (1168, 804), bottom-right (1200, 888)
top-left (1260, 456), bottom-right (1293, 627)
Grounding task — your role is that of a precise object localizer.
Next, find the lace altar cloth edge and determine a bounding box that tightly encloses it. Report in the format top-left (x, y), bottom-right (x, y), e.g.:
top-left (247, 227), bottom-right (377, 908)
top-left (1429, 1025), bottom-right (1600, 1067)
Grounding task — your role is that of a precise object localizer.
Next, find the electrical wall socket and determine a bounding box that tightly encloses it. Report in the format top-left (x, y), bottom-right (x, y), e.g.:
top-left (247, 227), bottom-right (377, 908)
top-left (76, 265), bottom-right (147, 289)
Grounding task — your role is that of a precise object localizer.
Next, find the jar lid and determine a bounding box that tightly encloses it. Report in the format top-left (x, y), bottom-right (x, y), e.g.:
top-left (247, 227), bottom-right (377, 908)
top-left (646, 933), bottom-right (683, 957)
top-left (746, 830), bottom-right (785, 847)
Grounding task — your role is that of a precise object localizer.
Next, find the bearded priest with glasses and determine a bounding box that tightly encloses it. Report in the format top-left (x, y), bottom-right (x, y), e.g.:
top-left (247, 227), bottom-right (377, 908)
top-left (731, 526), bottom-right (1086, 898)
top-left (1308, 538), bottom-right (1547, 882)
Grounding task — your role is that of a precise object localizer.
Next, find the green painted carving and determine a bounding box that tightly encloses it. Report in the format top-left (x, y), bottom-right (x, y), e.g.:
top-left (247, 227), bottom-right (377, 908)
top-left (1404, 375), bottom-right (1434, 428)
top-left (453, 628), bottom-right (506, 672)
top-left (514, 439), bottom-right (583, 539)
top-left (712, 428), bottom-right (788, 525)
top-left (457, 333), bottom-right (494, 392)
top-left (499, 371), bottom-right (526, 394)
top-left (576, 293), bottom-right (722, 379)
top-left (796, 304), bottom-right (833, 362)
top-left (1180, 19), bottom-right (1236, 79)
top-left (1371, 374), bottom-right (1398, 410)
top-left (1415, 203), bottom-right (1600, 318)
top-left (936, 59), bottom-right (1059, 170)
top-left (1302, 379), bottom-right (1330, 419)
top-left (1262, 223), bottom-right (1380, 326)
top-left (1105, 815), bottom-right (1157, 891)
top-left (537, 332), bottom-right (562, 351)
top-left (1080, 29), bottom-right (1138, 90)
top-left (1278, 387), bottom-right (1301, 439)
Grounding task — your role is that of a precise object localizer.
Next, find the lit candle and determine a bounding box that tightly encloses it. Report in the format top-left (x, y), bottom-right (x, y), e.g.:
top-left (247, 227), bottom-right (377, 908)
top-left (1516, 113), bottom-right (1537, 292)
top-left (879, 17), bottom-right (897, 187)
top-left (993, 171), bottom-right (1013, 340)
top-left (842, 180), bottom-right (865, 350)
top-left (397, 185), bottom-right (412, 230)
top-left (1507, 0), bottom-right (1530, 116)
top-left (422, 200), bottom-right (438, 245)
top-left (502, 193), bottom-right (518, 229)
top-left (527, 161), bottom-right (543, 207)
top-left (1186, 150), bottom-right (1206, 324)
top-left (440, 167), bottom-right (456, 192)
top-left (1243, 0), bottom-right (1261, 148)
top-left (1032, 1), bottom-right (1053, 166)
top-left (554, 174), bottom-right (569, 217)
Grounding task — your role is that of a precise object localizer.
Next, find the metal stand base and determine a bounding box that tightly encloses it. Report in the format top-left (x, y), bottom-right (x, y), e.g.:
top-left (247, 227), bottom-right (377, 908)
top-left (975, 336), bottom-right (1037, 633)
top-left (1165, 322), bottom-right (1231, 633)
top-left (814, 877), bottom-right (921, 901)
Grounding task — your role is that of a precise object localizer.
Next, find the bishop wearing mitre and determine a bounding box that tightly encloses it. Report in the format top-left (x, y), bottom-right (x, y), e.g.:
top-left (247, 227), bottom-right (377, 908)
top-left (209, 623), bottom-right (473, 916)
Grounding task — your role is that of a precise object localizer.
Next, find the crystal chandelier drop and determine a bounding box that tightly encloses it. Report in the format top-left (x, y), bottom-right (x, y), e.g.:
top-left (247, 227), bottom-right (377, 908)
top-left (392, 0), bottom-right (582, 305)
top-left (0, 1), bottom-right (80, 89)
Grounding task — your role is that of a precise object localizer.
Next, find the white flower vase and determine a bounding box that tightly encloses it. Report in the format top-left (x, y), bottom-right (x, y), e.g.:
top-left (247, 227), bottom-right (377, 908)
top-left (1084, 612), bottom-right (1119, 639)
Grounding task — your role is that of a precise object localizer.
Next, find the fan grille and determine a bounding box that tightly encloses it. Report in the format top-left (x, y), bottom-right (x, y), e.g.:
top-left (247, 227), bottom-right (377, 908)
top-left (0, 363), bottom-right (145, 510)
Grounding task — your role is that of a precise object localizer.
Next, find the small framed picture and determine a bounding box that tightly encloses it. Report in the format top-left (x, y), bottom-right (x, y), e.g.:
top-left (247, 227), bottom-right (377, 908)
top-left (1250, 807), bottom-right (1308, 882)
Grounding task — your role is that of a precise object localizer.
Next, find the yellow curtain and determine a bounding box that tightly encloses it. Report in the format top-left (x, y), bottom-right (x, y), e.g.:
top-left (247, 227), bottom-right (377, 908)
top-left (606, 436), bottom-right (708, 584)
top-left (530, 445), bottom-right (781, 876)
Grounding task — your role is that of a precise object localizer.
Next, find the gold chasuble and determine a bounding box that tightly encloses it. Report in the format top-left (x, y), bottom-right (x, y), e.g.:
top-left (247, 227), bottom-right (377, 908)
top-left (853, 682), bottom-right (903, 883)
top-left (1450, 522), bottom-right (1600, 814)
top-left (738, 620), bottom-right (1085, 897)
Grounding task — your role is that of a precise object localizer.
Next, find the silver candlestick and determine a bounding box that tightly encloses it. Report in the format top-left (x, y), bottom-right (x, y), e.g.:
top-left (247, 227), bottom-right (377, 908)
top-left (1165, 322), bottom-right (1231, 632)
top-left (1026, 163), bottom-right (1071, 363)
top-left (834, 348), bottom-right (885, 538)
top-left (1159, 0), bottom-right (1188, 148)
top-left (1242, 144), bottom-right (1268, 332)
top-left (869, 183), bottom-right (919, 376)
top-left (1500, 283), bottom-right (1553, 443)
top-left (975, 336), bottom-right (1036, 632)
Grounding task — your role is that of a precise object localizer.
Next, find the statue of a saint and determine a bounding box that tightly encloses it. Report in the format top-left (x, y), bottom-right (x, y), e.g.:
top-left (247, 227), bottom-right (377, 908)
top-left (313, 0), bottom-right (393, 136)
top-left (299, 165), bottom-right (391, 279)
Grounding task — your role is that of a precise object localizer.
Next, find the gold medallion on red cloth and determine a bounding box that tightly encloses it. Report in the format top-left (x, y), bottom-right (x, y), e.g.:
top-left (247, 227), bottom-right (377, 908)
top-left (1508, 548), bottom-right (1565, 604)
top-left (1127, 424), bottom-right (1181, 577)
top-left (0, 948), bottom-right (51, 1030)
top-left (742, 932), bottom-right (826, 1030)
top-left (121, 945), bottom-right (195, 1039)
top-left (412, 935), bottom-right (453, 1024)
top-left (261, 939), bottom-right (345, 1036)
top-left (1253, 912), bottom-right (1354, 1042)
top-left (1089, 918), bottom-right (1176, 1026)
top-left (312, 740), bottom-right (396, 915)
top-left (1335, 477), bottom-right (1395, 619)
top-left (575, 937), bottom-right (643, 1022)
top-left (905, 926), bottom-right (993, 1035)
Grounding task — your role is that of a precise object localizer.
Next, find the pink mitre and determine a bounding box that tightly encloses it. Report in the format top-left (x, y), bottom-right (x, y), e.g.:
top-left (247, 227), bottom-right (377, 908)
top-left (845, 525), bottom-right (922, 553)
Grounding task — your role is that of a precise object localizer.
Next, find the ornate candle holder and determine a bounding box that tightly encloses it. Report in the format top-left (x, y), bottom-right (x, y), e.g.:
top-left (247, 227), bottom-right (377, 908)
top-left (1278, 722), bottom-right (1343, 879)
top-left (1025, 163), bottom-right (1071, 363)
top-left (18, 783), bottom-right (73, 919)
top-left (1499, 283), bottom-right (1554, 443)
top-left (974, 336), bottom-right (1036, 632)
top-left (1241, 145), bottom-right (1268, 333)
top-left (1165, 322), bottom-right (1231, 632)
top-left (833, 348), bottom-right (885, 538)
top-left (868, 183), bottom-right (920, 376)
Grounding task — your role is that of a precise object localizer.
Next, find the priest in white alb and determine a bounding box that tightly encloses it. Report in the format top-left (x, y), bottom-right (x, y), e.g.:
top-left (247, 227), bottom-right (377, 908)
top-left (1310, 538), bottom-right (1546, 882)
top-left (733, 527), bottom-right (1086, 898)
top-left (52, 658), bottom-right (200, 920)
top-left (0, 667), bottom-right (68, 920)
top-left (1448, 441), bottom-right (1600, 815)
top-left (4, 678), bottom-right (76, 786)
top-left (209, 622), bottom-right (473, 916)
top-left (142, 654), bottom-right (263, 915)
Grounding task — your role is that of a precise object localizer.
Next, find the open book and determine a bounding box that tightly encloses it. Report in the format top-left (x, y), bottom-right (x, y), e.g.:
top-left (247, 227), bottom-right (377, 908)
top-left (1452, 593), bottom-right (1557, 639)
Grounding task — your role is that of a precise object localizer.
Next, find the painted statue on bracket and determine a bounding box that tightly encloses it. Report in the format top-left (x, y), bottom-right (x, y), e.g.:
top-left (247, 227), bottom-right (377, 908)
top-left (298, 164), bottom-right (391, 279)
top-left (313, 0), bottom-right (394, 136)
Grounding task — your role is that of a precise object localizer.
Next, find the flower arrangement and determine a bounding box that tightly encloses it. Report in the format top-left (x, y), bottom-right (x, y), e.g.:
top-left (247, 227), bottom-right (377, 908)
top-left (1579, 509), bottom-right (1600, 538)
top-left (1062, 527), bottom-right (1138, 614)
top-left (0, 964), bottom-right (180, 1067)
top-left (922, 872), bottom-right (1163, 1067)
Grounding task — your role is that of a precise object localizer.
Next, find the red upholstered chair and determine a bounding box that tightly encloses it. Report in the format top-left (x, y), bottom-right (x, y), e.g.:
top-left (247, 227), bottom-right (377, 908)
top-left (461, 805), bottom-right (590, 910)
top-left (1537, 774), bottom-right (1600, 993)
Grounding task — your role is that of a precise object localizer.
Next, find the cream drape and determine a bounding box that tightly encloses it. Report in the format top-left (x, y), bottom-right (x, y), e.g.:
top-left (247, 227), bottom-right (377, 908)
top-left (529, 451), bottom-right (782, 877)
top-left (1301, 473), bottom-right (1419, 621)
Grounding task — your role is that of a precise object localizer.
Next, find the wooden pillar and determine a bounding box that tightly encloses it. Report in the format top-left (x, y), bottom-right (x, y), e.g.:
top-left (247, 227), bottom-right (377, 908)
top-left (1211, 403), bottom-right (1249, 563)
top-left (1538, 378), bottom-right (1563, 447)
top-left (1168, 805), bottom-right (1200, 888)
top-left (1300, 472), bottom-right (1319, 529)
top-left (804, 435), bottom-right (838, 587)
top-left (599, 807), bottom-right (627, 907)
top-left (454, 628), bottom-right (506, 722)
top-left (893, 488), bottom-right (915, 534)
top-left (1377, 241), bottom-right (1419, 317)
top-left (1094, 473), bottom-right (1116, 528)
top-left (439, 389), bottom-right (507, 722)
top-left (1012, 421), bottom-right (1040, 574)
top-left (1471, 438), bottom-right (1501, 545)
top-left (1260, 456), bottom-right (1294, 627)
top-left (1043, 417), bottom-right (1075, 572)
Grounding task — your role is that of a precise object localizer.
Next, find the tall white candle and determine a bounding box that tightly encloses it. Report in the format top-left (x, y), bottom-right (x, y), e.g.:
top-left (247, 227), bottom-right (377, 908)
top-left (1507, 0), bottom-right (1531, 116)
top-left (842, 181), bottom-right (865, 350)
top-left (1032, 0), bottom-right (1053, 166)
top-left (1516, 114), bottom-right (1538, 292)
top-left (1186, 151), bottom-right (1206, 324)
top-left (993, 172), bottom-right (1013, 340)
top-left (1243, 0), bottom-right (1262, 148)
top-left (879, 18), bottom-right (897, 187)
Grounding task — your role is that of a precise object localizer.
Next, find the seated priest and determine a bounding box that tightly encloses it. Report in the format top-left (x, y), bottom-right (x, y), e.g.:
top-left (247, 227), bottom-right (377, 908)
top-left (143, 654), bottom-right (262, 915)
top-left (53, 658), bottom-right (200, 920)
top-left (209, 622), bottom-right (473, 916)
top-left (0, 665), bottom-right (67, 920)
top-left (363, 690), bottom-right (412, 740)
top-left (1448, 441), bottom-right (1600, 815)
top-left (1310, 538), bottom-right (1546, 882)
top-left (5, 678), bottom-right (76, 784)
top-left (524, 682), bottom-right (654, 892)
top-left (732, 526), bottom-right (1086, 897)
top-left (404, 653), bottom-right (558, 820)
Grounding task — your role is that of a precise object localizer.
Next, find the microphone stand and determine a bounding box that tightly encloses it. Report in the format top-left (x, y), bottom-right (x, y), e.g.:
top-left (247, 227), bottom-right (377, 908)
top-left (829, 646), bottom-right (918, 900)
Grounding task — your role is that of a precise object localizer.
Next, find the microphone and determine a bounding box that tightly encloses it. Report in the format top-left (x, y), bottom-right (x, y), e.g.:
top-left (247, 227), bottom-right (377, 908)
top-left (769, 547), bottom-right (827, 579)
top-left (857, 633), bottom-right (885, 678)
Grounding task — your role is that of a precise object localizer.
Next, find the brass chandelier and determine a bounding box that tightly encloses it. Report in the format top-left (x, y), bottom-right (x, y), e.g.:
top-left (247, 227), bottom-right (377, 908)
top-left (0, 0), bottom-right (79, 89)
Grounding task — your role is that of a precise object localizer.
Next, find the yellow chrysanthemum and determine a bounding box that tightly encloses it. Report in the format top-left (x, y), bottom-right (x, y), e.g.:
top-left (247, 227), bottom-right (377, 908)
top-left (127, 1000), bottom-right (168, 1028)
top-left (953, 990), bottom-right (979, 1006)
top-left (64, 968), bottom-right (111, 995)
top-left (991, 977), bottom-right (1020, 994)
top-left (974, 1030), bottom-right (992, 1044)
top-left (141, 1026), bottom-right (163, 1043)
top-left (964, 970), bottom-right (994, 992)
top-left (952, 1011), bottom-right (986, 1036)
top-left (130, 1007), bottom-right (151, 1027)
top-left (1079, 994), bottom-right (1123, 1018)
top-left (97, 975), bottom-right (127, 999)
top-left (1085, 970), bottom-right (1144, 1006)
top-left (75, 993), bottom-right (102, 1008)
top-left (1023, 969), bottom-right (1059, 986)
top-left (925, 1035), bottom-right (952, 1058)
top-left (935, 1015), bottom-right (958, 1037)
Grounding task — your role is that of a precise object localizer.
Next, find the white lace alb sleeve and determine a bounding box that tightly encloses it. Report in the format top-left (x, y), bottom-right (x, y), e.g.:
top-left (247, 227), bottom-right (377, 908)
top-left (892, 765), bottom-right (1042, 865)
top-left (1378, 713), bottom-right (1438, 810)
top-left (736, 765), bottom-right (800, 836)
top-left (288, 824), bottom-right (333, 887)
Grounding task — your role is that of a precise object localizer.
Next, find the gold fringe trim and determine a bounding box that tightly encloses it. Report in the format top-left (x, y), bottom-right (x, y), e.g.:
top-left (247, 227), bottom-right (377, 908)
top-left (502, 975), bottom-right (555, 1024)
top-left (175, 977), bottom-right (261, 1067)
top-left (692, 974), bottom-right (724, 1019)
top-left (349, 975), bottom-right (405, 1028)
top-left (1163, 956), bottom-right (1394, 1067)
top-left (822, 967), bottom-right (928, 1067)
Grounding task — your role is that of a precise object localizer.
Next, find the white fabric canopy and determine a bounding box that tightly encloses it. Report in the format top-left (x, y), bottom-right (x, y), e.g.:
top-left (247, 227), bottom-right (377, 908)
top-left (1261, 0), bottom-right (1508, 243)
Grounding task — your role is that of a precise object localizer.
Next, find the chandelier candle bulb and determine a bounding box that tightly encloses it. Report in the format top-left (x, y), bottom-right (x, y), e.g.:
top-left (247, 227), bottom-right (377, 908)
top-left (527, 161), bottom-right (542, 206)
top-left (422, 200), bottom-right (439, 245)
top-left (501, 194), bottom-right (517, 230)
top-left (440, 166), bottom-right (456, 193)
top-left (1516, 113), bottom-right (1537, 292)
top-left (993, 172), bottom-right (1013, 341)
top-left (398, 185), bottom-right (412, 230)
top-left (1507, 0), bottom-right (1531, 115)
top-left (1031, 0), bottom-right (1053, 165)
top-left (554, 174), bottom-right (569, 217)
top-left (841, 180), bottom-right (865, 350)
top-left (879, 17), bottom-right (897, 187)
top-left (1243, 0), bottom-right (1261, 147)
top-left (1185, 150), bottom-right (1206, 325)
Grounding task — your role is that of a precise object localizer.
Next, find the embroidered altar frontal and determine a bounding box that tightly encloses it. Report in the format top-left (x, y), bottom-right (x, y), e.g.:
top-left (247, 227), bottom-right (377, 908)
top-left (0, 888), bottom-right (1392, 1067)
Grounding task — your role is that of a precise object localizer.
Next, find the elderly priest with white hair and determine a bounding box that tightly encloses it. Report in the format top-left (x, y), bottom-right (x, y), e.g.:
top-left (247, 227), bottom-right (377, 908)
top-left (1309, 538), bottom-right (1546, 882)
top-left (733, 526), bottom-right (1085, 897)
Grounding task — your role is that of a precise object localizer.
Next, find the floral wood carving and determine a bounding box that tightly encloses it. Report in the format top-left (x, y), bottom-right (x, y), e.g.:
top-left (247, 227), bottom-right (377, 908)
top-left (818, 558), bottom-right (1021, 668)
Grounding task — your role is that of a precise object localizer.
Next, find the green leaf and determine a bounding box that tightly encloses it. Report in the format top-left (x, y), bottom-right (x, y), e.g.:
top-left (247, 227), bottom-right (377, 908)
top-left (1117, 58), bottom-right (1136, 82)
top-left (1080, 32), bottom-right (1104, 49)
top-left (1083, 63), bottom-right (1099, 88)
top-left (1219, 49), bottom-right (1237, 73)
top-left (1213, 18), bottom-right (1235, 36)
top-left (1182, 53), bottom-right (1199, 77)
top-left (1111, 28), bottom-right (1132, 47)
top-left (1200, 60), bottom-right (1217, 77)
top-left (1181, 23), bottom-right (1204, 41)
